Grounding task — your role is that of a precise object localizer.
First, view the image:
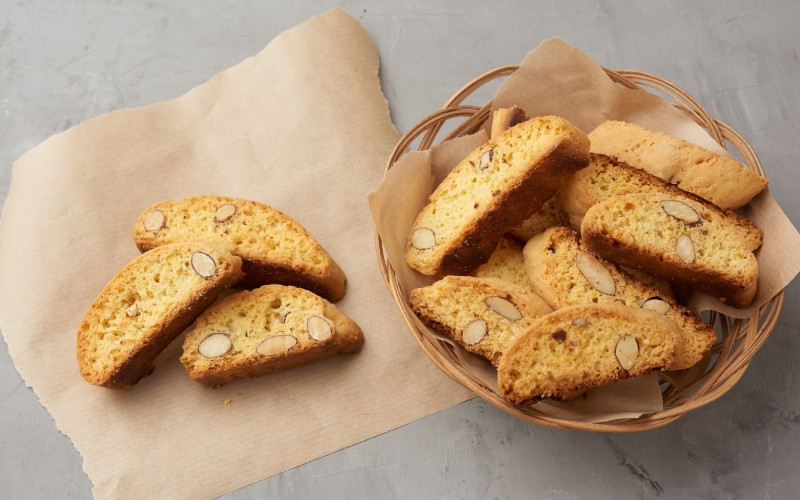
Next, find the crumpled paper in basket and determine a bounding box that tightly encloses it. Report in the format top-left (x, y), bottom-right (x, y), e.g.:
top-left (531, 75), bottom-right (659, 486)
top-left (0, 9), bottom-right (474, 499)
top-left (369, 38), bottom-right (800, 423)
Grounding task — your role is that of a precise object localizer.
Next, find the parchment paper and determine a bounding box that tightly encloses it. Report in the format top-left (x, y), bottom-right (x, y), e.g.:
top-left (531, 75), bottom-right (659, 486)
top-left (369, 38), bottom-right (800, 422)
top-left (0, 9), bottom-right (473, 499)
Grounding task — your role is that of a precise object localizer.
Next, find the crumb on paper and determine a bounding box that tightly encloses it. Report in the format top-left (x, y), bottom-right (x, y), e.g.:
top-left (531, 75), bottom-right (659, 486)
top-left (224, 398), bottom-right (232, 407)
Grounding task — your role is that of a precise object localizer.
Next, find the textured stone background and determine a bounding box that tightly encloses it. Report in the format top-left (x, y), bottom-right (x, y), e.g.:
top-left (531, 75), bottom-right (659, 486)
top-left (2, 1), bottom-right (799, 498)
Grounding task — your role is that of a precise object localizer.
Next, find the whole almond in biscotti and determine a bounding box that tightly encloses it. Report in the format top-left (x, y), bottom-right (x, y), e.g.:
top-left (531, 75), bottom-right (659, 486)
top-left (523, 226), bottom-right (715, 370)
top-left (581, 192), bottom-right (760, 308)
top-left (406, 115), bottom-right (591, 276)
top-left (498, 303), bottom-right (684, 405)
top-left (76, 241), bottom-right (244, 388)
top-left (133, 195), bottom-right (347, 301)
top-left (409, 276), bottom-right (552, 366)
top-left (587, 120), bottom-right (768, 210)
top-left (180, 284), bottom-right (363, 388)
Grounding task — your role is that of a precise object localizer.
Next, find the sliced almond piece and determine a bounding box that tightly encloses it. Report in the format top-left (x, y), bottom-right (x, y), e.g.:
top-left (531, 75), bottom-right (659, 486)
top-left (410, 227), bottom-right (436, 249)
top-left (198, 332), bottom-right (233, 359)
top-left (125, 304), bottom-right (139, 317)
top-left (214, 203), bottom-right (237, 223)
top-left (641, 297), bottom-right (671, 315)
top-left (307, 315), bottom-right (332, 341)
top-left (191, 252), bottom-right (217, 278)
top-left (661, 199), bottom-right (701, 225)
top-left (484, 296), bottom-right (522, 321)
top-left (462, 319), bottom-right (487, 345)
top-left (675, 234), bottom-right (696, 263)
top-left (576, 251), bottom-right (616, 295)
top-left (256, 335), bottom-right (298, 356)
top-left (143, 210), bottom-right (165, 232)
top-left (571, 317), bottom-right (588, 327)
top-left (614, 334), bottom-right (639, 371)
top-left (478, 148), bottom-right (494, 171)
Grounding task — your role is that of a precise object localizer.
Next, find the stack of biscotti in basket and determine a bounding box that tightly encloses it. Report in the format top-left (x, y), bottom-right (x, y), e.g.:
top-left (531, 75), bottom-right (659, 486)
top-left (76, 195), bottom-right (363, 389)
top-left (405, 108), bottom-right (767, 406)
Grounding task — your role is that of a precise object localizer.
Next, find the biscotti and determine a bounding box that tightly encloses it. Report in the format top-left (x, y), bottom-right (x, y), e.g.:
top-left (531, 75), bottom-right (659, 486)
top-left (490, 106), bottom-right (529, 139)
top-left (489, 107), bottom-right (570, 242)
top-left (523, 227), bottom-right (715, 370)
top-left (581, 192), bottom-right (760, 307)
top-left (77, 241), bottom-right (244, 388)
top-left (497, 303), bottom-right (684, 404)
top-left (134, 195), bottom-right (346, 301)
top-left (406, 115), bottom-right (591, 275)
top-left (181, 285), bottom-right (363, 387)
top-left (507, 197), bottom-right (570, 242)
top-left (558, 153), bottom-right (763, 251)
top-left (588, 120), bottom-right (768, 210)
top-left (472, 236), bottom-right (532, 291)
top-left (409, 276), bottom-right (552, 365)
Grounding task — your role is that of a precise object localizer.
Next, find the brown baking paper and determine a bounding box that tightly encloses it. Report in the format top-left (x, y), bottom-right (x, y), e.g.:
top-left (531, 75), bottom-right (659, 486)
top-left (369, 37), bottom-right (800, 423)
top-left (0, 9), bottom-right (473, 499)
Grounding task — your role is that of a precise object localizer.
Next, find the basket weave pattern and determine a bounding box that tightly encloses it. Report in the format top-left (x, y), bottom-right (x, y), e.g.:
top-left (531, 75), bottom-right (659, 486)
top-left (375, 66), bottom-right (783, 431)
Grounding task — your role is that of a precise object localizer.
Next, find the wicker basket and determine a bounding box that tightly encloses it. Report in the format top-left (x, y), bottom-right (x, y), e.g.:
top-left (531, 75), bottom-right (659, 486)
top-left (374, 66), bottom-right (784, 431)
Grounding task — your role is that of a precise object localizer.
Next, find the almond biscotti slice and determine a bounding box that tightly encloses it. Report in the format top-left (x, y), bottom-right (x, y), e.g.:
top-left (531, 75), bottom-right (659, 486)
top-left (472, 236), bottom-right (532, 291)
top-left (409, 276), bottom-right (552, 366)
top-left (581, 192), bottom-right (760, 308)
top-left (77, 241), bottom-right (244, 388)
top-left (489, 107), bottom-right (570, 242)
top-left (406, 116), bottom-right (590, 276)
top-left (134, 195), bottom-right (346, 301)
top-left (507, 196), bottom-right (571, 242)
top-left (497, 303), bottom-right (684, 404)
top-left (558, 153), bottom-right (762, 251)
top-left (181, 284), bottom-right (363, 387)
top-left (523, 227), bottom-right (715, 370)
top-left (588, 120), bottom-right (768, 210)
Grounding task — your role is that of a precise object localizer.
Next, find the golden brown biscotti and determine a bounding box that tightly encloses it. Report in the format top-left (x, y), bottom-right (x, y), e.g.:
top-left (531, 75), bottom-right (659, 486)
top-left (77, 241), bottom-right (244, 388)
top-left (409, 276), bottom-right (552, 366)
top-left (406, 116), bottom-right (591, 276)
top-left (588, 120), bottom-right (768, 210)
top-left (581, 192), bottom-right (760, 308)
top-left (489, 107), bottom-right (570, 242)
top-left (490, 106), bottom-right (529, 140)
top-left (558, 153), bottom-right (763, 251)
top-left (180, 285), bottom-right (363, 388)
top-left (134, 195), bottom-right (346, 301)
top-left (497, 303), bottom-right (684, 404)
top-left (472, 236), bottom-right (532, 291)
top-left (523, 227), bottom-right (715, 370)
top-left (507, 196), bottom-right (570, 242)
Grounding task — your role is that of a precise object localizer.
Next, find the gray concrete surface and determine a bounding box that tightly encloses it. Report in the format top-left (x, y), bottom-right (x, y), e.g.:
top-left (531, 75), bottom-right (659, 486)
top-left (2, 1), bottom-right (799, 498)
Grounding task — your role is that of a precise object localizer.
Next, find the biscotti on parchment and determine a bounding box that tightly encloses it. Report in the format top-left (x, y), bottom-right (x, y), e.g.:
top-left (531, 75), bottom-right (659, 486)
top-left (523, 227), bottom-right (715, 370)
top-left (472, 236), bottom-right (532, 291)
top-left (588, 120), bottom-right (768, 210)
top-left (180, 284), bottom-right (363, 388)
top-left (581, 192), bottom-right (761, 307)
top-left (134, 195), bottom-right (346, 301)
top-left (497, 303), bottom-right (685, 405)
top-left (489, 107), bottom-right (571, 242)
top-left (406, 116), bottom-right (590, 276)
top-left (559, 153), bottom-right (764, 251)
top-left (409, 276), bottom-right (552, 366)
top-left (77, 241), bottom-right (244, 388)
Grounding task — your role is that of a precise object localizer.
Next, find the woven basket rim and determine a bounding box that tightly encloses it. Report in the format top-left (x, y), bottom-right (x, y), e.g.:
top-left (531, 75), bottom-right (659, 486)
top-left (375, 65), bottom-right (784, 432)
